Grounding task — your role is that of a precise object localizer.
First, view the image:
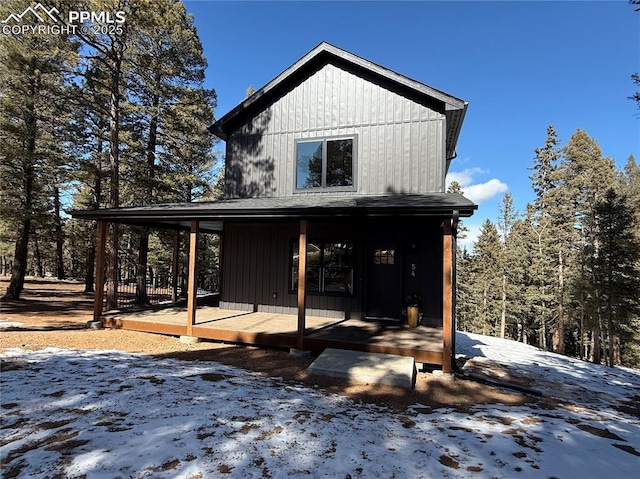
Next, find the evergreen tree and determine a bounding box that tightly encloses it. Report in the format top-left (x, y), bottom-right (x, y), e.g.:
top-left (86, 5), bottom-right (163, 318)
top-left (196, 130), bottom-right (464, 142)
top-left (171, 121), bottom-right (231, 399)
top-left (122, 0), bottom-right (216, 303)
top-left (455, 247), bottom-right (478, 333)
top-left (472, 220), bottom-right (503, 336)
top-left (497, 193), bottom-right (519, 338)
top-left (447, 181), bottom-right (470, 239)
top-left (562, 129), bottom-right (616, 363)
top-left (448, 181), bottom-right (475, 333)
top-left (73, 0), bottom-right (138, 308)
top-left (0, 0), bottom-right (77, 298)
top-left (528, 126), bottom-right (562, 350)
top-left (68, 63), bottom-right (112, 292)
top-left (506, 216), bottom-right (536, 342)
top-left (592, 188), bottom-right (640, 366)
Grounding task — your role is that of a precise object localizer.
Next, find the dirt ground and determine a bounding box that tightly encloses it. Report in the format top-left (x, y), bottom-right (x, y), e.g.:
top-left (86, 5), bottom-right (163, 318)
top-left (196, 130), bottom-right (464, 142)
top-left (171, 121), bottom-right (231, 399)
top-left (0, 278), bottom-right (531, 412)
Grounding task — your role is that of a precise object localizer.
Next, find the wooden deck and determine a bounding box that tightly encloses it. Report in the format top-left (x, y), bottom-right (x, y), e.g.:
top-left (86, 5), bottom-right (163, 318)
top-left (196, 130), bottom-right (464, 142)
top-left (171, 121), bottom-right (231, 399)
top-left (102, 306), bottom-right (445, 365)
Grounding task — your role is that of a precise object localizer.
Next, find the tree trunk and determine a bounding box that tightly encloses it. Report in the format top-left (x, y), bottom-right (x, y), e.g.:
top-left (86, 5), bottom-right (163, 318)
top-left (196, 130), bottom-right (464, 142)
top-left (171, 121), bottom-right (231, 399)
top-left (54, 186), bottom-right (66, 280)
top-left (607, 310), bottom-right (615, 367)
top-left (85, 242), bottom-right (96, 293)
top-left (482, 283), bottom-right (488, 336)
top-left (579, 304), bottom-right (585, 360)
top-left (32, 230), bottom-right (44, 277)
top-left (85, 131), bottom-right (104, 294)
top-left (4, 64), bottom-right (37, 300)
top-left (135, 230), bottom-right (149, 305)
top-left (500, 274), bottom-right (506, 338)
top-left (591, 322), bottom-right (602, 364)
top-left (134, 93), bottom-right (159, 305)
top-left (553, 249), bottom-right (565, 354)
top-left (4, 219), bottom-right (31, 299)
top-left (105, 56), bottom-right (122, 310)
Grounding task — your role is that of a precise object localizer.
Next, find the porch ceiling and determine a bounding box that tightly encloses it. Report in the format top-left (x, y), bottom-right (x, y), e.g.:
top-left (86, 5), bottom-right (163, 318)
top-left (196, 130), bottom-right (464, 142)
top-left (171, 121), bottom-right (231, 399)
top-left (69, 193), bottom-right (477, 231)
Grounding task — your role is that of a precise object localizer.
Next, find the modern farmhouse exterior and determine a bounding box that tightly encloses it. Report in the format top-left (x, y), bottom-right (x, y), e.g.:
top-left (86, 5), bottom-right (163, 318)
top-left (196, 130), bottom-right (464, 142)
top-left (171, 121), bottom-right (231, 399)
top-left (73, 42), bottom-right (476, 373)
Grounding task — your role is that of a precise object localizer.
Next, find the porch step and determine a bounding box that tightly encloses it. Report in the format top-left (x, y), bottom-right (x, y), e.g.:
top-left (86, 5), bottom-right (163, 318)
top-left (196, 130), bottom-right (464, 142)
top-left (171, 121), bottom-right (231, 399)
top-left (307, 348), bottom-right (416, 389)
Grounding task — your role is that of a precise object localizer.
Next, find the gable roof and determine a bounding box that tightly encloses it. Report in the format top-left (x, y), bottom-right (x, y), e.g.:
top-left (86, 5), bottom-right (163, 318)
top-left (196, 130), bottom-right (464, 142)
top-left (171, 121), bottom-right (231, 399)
top-left (210, 42), bottom-right (468, 161)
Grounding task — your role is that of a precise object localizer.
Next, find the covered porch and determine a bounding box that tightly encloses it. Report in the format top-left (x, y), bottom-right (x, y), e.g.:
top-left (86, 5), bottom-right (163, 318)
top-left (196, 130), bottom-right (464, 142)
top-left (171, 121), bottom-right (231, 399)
top-left (72, 194), bottom-right (477, 373)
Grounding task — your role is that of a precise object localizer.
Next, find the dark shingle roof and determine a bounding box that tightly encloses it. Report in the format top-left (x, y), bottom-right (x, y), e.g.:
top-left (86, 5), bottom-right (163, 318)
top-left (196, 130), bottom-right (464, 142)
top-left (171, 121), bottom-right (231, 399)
top-left (70, 193), bottom-right (477, 232)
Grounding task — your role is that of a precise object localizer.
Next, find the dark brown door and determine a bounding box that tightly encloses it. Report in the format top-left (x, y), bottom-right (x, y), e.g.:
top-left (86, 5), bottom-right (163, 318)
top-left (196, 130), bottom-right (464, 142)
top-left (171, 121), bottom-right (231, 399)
top-left (366, 244), bottom-right (402, 320)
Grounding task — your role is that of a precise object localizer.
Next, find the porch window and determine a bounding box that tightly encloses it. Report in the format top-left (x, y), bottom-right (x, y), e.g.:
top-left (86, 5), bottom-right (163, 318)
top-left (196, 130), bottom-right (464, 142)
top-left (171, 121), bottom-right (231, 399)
top-left (291, 241), bottom-right (355, 295)
top-left (296, 137), bottom-right (354, 190)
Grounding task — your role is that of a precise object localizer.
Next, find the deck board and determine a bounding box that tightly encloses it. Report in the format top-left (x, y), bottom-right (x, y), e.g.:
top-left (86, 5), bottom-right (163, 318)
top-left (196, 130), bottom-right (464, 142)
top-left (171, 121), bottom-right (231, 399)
top-left (102, 306), bottom-right (444, 365)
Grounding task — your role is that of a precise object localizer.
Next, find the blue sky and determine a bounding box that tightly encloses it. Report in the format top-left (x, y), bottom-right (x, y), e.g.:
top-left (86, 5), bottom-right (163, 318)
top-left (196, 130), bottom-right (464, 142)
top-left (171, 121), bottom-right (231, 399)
top-left (185, 0), bottom-right (639, 248)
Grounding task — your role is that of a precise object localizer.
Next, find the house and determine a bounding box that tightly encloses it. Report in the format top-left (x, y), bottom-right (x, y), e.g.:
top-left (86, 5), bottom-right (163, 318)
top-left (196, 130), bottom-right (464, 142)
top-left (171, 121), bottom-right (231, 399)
top-left (72, 42), bottom-right (477, 373)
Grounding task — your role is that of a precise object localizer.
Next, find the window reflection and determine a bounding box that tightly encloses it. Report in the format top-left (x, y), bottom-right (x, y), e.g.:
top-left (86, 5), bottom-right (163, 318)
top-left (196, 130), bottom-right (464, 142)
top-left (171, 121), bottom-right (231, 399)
top-left (296, 138), bottom-right (354, 189)
top-left (296, 141), bottom-right (322, 189)
top-left (291, 241), bottom-right (354, 294)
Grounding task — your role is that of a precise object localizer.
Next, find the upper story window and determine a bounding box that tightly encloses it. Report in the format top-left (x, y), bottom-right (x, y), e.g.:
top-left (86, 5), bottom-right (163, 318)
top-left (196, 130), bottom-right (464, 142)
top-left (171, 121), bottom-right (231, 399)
top-left (296, 137), bottom-right (355, 190)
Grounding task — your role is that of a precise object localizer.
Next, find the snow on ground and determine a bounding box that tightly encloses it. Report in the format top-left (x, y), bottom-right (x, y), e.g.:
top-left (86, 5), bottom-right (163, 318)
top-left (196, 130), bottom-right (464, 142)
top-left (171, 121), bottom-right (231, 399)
top-left (1, 333), bottom-right (639, 478)
top-left (0, 320), bottom-right (24, 329)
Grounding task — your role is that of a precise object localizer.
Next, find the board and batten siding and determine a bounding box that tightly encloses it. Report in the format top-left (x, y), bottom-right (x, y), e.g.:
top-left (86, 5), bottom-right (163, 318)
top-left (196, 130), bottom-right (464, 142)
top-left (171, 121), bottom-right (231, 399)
top-left (220, 222), bottom-right (358, 319)
top-left (225, 63), bottom-right (446, 199)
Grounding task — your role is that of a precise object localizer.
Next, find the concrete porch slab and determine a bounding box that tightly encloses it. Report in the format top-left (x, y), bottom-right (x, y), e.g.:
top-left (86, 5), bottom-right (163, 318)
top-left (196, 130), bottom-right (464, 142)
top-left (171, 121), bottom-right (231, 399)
top-left (307, 348), bottom-right (416, 389)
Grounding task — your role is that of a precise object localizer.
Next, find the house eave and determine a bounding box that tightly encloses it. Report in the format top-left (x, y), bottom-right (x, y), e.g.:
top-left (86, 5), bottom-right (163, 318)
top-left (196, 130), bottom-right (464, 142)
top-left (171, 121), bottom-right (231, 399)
top-left (70, 194), bottom-right (478, 232)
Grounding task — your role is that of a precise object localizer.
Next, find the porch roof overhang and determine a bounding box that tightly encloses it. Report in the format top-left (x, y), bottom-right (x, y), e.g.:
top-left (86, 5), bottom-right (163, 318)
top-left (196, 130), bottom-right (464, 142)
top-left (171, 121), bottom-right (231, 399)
top-left (70, 193), bottom-right (477, 233)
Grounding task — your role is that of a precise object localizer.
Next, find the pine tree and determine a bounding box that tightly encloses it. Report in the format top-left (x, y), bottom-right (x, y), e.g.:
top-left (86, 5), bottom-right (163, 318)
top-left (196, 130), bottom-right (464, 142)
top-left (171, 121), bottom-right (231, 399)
top-left (447, 181), bottom-right (475, 333)
top-left (68, 63), bottom-right (112, 292)
top-left (122, 0), bottom-right (216, 304)
top-left (562, 129), bottom-right (617, 363)
top-left (0, 0), bottom-right (77, 298)
top-left (619, 155), bottom-right (640, 366)
top-left (592, 188), bottom-right (640, 366)
top-left (472, 220), bottom-right (503, 336)
top-left (73, 0), bottom-right (139, 308)
top-left (528, 126), bottom-right (562, 350)
top-left (497, 193), bottom-right (519, 338)
top-left (506, 216), bottom-right (535, 342)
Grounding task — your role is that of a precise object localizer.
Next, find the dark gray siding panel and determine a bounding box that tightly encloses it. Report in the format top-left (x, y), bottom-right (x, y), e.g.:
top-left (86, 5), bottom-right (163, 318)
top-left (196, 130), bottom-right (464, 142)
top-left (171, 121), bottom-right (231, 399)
top-left (220, 219), bottom-right (444, 325)
top-left (221, 222), bottom-right (362, 319)
top-left (221, 222), bottom-right (296, 314)
top-left (225, 63), bottom-right (446, 199)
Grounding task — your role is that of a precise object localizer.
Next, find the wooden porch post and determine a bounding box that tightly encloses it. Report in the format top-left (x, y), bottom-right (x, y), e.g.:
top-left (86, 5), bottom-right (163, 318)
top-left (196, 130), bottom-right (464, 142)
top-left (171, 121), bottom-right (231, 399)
top-left (186, 221), bottom-right (200, 336)
top-left (93, 220), bottom-right (107, 322)
top-left (442, 218), bottom-right (453, 374)
top-left (171, 229), bottom-right (180, 303)
top-left (296, 219), bottom-right (308, 350)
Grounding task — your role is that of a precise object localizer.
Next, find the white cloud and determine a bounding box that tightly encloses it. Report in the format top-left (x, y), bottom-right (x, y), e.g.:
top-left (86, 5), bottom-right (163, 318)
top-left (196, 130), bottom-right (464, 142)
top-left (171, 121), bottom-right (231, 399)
top-left (463, 179), bottom-right (508, 204)
top-left (446, 168), bottom-right (508, 204)
top-left (446, 167), bottom-right (486, 188)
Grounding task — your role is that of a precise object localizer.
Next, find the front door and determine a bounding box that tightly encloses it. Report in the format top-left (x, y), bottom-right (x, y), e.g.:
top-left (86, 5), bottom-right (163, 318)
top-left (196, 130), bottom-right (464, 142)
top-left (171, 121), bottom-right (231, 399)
top-left (366, 244), bottom-right (402, 320)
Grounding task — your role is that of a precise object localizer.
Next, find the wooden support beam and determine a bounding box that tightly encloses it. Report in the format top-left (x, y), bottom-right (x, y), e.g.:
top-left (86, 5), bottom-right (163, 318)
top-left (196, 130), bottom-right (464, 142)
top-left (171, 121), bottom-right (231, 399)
top-left (93, 221), bottom-right (107, 322)
top-left (171, 229), bottom-right (180, 303)
top-left (186, 221), bottom-right (200, 336)
top-left (296, 219), bottom-right (308, 350)
top-left (442, 218), bottom-right (453, 374)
